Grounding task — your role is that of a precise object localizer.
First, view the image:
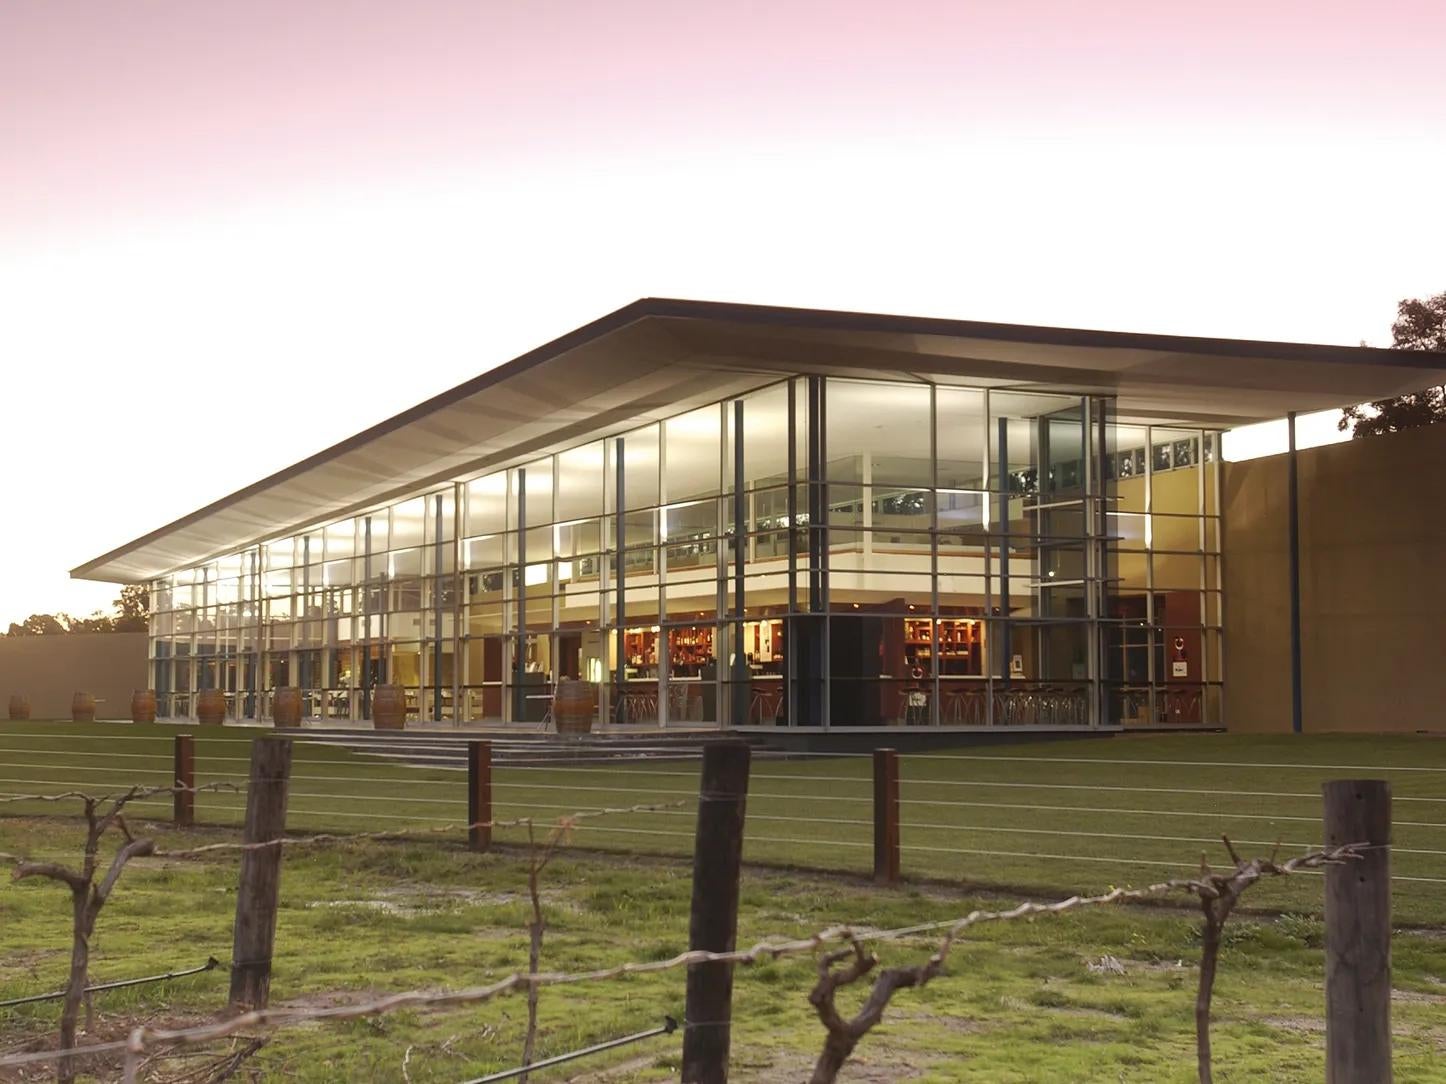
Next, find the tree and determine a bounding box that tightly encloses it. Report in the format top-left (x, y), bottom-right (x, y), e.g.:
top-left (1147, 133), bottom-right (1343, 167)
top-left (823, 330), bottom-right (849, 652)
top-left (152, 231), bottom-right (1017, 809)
top-left (7, 613), bottom-right (71, 636)
top-left (66, 611), bottom-right (116, 634)
top-left (1340, 292), bottom-right (1446, 438)
top-left (113, 584), bottom-right (149, 632)
top-left (2, 587), bottom-right (148, 637)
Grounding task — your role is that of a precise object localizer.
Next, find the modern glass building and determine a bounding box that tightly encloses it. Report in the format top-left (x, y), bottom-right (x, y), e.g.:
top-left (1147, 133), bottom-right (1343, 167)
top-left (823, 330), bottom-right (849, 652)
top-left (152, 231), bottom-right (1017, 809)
top-left (74, 299), bottom-right (1446, 732)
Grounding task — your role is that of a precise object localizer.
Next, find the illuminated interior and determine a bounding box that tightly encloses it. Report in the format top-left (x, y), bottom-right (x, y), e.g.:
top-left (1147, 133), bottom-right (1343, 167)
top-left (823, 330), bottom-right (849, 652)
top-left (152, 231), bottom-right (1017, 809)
top-left (143, 376), bottom-right (1223, 728)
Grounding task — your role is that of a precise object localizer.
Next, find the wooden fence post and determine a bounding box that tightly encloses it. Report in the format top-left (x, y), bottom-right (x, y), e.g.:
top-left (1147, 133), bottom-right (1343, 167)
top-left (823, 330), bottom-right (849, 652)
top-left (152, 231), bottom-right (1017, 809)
top-left (229, 738), bottom-right (293, 1010)
top-left (1323, 779), bottom-right (1391, 1084)
top-left (873, 748), bottom-right (900, 884)
top-left (682, 741), bottom-right (751, 1084)
top-left (173, 734), bottom-right (195, 828)
top-left (468, 740), bottom-right (492, 852)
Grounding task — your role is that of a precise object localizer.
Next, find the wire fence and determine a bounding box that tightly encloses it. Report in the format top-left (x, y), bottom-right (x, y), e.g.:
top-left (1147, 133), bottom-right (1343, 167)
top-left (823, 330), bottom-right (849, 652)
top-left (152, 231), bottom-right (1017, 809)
top-left (0, 724), bottom-right (1419, 1082)
top-left (2, 725), bottom-right (1445, 920)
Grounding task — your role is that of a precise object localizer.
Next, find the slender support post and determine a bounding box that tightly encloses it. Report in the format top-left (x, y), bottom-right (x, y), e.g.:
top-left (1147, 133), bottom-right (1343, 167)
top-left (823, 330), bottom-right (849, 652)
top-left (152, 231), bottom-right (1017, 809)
top-left (682, 742), bottom-right (751, 1084)
top-left (1287, 411), bottom-right (1303, 733)
top-left (1323, 779), bottom-right (1391, 1084)
top-left (468, 740), bottom-right (493, 853)
top-left (514, 468), bottom-right (527, 724)
top-left (997, 417), bottom-right (1012, 684)
top-left (731, 400), bottom-right (747, 728)
top-left (614, 437), bottom-right (626, 724)
top-left (173, 734), bottom-right (194, 828)
top-left (229, 739), bottom-right (293, 1009)
top-left (872, 748), bottom-right (900, 884)
top-left (434, 493), bottom-right (445, 723)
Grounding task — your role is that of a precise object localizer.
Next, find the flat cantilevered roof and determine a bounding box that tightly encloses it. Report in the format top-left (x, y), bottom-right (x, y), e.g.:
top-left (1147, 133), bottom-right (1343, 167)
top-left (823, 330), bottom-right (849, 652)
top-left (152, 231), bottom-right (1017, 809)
top-left (74, 297), bottom-right (1446, 584)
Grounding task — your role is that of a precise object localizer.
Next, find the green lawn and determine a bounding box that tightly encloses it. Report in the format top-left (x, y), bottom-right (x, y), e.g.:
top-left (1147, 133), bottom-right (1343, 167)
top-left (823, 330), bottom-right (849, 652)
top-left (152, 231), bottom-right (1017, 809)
top-left (3, 725), bottom-right (1445, 1079)
top-left (1, 816), bottom-right (1445, 1082)
top-left (1, 723), bottom-right (1444, 922)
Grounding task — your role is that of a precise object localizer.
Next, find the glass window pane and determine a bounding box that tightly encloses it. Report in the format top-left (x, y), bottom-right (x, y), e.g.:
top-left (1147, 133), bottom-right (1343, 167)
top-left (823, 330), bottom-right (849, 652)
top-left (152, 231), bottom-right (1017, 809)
top-left (556, 442), bottom-right (605, 522)
top-left (742, 384), bottom-right (791, 489)
top-left (466, 473), bottom-right (508, 536)
top-left (623, 424), bottom-right (660, 510)
top-left (937, 387), bottom-right (985, 490)
top-left (519, 457), bottom-right (554, 526)
top-left (827, 380), bottom-right (932, 487)
top-left (666, 405), bottom-right (721, 503)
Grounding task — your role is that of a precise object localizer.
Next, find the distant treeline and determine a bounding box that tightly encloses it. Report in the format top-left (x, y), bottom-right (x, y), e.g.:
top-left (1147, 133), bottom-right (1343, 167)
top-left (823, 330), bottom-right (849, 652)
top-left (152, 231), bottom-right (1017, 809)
top-left (4, 585), bottom-right (148, 637)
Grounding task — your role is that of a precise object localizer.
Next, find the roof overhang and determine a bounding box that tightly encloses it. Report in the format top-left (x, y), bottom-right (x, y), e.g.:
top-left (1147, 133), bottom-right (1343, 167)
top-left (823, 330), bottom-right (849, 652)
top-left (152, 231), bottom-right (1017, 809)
top-left (73, 297), bottom-right (1446, 583)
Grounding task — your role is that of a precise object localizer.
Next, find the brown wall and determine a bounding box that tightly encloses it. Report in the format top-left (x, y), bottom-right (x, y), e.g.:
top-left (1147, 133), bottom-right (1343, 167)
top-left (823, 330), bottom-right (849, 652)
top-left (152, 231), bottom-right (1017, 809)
top-left (1223, 424), bottom-right (1446, 733)
top-left (0, 632), bottom-right (148, 720)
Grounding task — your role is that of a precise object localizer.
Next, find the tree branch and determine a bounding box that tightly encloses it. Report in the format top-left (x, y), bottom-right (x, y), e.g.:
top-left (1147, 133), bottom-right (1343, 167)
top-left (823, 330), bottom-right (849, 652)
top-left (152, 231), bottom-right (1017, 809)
top-left (12, 861), bottom-right (88, 894)
top-left (95, 838), bottom-right (157, 905)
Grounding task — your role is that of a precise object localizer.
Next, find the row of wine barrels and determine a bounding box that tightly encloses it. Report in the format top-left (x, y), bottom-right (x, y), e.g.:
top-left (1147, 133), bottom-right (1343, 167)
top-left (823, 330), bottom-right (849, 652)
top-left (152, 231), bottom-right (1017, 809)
top-left (9, 688), bottom-right (308, 726)
top-left (11, 690), bottom-right (158, 723)
top-left (555, 679), bottom-right (597, 735)
top-left (372, 683), bottom-right (407, 730)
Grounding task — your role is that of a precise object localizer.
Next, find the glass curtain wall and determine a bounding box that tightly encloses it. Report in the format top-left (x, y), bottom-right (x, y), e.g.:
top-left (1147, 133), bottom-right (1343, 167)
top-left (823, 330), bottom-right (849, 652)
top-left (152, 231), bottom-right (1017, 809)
top-left (1104, 426), bottom-right (1224, 726)
top-left (147, 376), bottom-right (1220, 728)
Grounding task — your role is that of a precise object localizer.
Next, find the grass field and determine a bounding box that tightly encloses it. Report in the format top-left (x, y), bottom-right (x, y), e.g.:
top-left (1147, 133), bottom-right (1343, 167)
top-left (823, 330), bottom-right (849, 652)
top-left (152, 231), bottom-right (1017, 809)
top-left (3, 724), bottom-right (1446, 1081)
top-left (2, 818), bottom-right (1446, 1082)
top-left (1, 723), bottom-right (1444, 921)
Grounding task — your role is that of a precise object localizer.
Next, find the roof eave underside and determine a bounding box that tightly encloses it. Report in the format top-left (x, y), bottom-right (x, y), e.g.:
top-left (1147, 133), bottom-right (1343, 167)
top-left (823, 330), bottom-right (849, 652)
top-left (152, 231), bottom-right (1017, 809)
top-left (73, 300), bottom-right (1446, 583)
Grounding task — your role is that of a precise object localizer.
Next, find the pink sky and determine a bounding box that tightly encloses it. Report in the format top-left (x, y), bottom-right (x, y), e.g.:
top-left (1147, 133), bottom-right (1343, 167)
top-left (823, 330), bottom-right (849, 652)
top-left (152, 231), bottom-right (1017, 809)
top-left (7, 0), bottom-right (1444, 240)
top-left (1, 0), bottom-right (1444, 625)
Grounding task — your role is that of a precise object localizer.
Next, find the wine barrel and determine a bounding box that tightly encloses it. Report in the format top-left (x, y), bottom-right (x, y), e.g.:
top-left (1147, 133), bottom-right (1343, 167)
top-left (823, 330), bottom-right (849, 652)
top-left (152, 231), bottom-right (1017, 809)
top-left (130, 689), bottom-right (157, 724)
top-left (71, 691), bottom-right (96, 723)
top-left (196, 688), bottom-right (226, 726)
top-left (7, 695), bottom-right (30, 721)
top-left (273, 686), bottom-right (302, 728)
top-left (555, 679), bottom-right (597, 735)
top-left (372, 684), bottom-right (407, 730)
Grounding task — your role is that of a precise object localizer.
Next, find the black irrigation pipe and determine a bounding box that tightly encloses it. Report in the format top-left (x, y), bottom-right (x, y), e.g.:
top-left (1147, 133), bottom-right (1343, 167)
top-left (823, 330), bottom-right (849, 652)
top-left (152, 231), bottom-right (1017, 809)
top-left (462, 1015), bottom-right (678, 1083)
top-left (0, 957), bottom-right (221, 1009)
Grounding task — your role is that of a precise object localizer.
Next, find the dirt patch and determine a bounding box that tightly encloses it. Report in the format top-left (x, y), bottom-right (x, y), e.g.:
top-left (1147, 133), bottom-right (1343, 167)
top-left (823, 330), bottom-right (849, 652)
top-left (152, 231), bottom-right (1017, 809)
top-left (275, 987), bottom-right (391, 1011)
top-left (732, 1046), bottom-right (943, 1083)
top-left (0, 1009), bottom-right (233, 1084)
top-left (1261, 1015), bottom-right (1325, 1036)
top-left (303, 883), bottom-right (576, 917)
top-left (1392, 988), bottom-right (1446, 1005)
top-left (566, 1051), bottom-right (667, 1081)
top-left (0, 949), bottom-right (64, 976)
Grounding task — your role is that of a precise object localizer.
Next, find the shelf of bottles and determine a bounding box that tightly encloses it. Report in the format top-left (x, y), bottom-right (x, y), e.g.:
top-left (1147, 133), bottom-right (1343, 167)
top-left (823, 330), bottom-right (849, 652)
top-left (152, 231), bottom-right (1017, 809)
top-left (903, 617), bottom-right (983, 676)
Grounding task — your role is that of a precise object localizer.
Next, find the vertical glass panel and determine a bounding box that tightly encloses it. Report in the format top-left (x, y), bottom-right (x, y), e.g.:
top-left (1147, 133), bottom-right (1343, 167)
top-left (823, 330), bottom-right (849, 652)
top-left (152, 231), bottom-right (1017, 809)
top-left (1108, 425), bottom-right (1149, 513)
top-left (666, 405), bottom-right (722, 503)
top-left (937, 386), bottom-right (985, 490)
top-left (520, 457), bottom-right (555, 526)
top-left (265, 539), bottom-right (296, 570)
top-left (742, 384), bottom-right (791, 489)
top-left (367, 510), bottom-right (389, 554)
top-left (1151, 428), bottom-right (1203, 514)
top-left (390, 497), bottom-right (426, 550)
top-left (1041, 402), bottom-right (1086, 497)
top-left (827, 380), bottom-right (932, 487)
top-left (1153, 514), bottom-right (1201, 553)
top-left (424, 489), bottom-right (456, 544)
top-left (556, 441), bottom-right (605, 522)
top-left (324, 520), bottom-right (356, 560)
top-left (1203, 431), bottom-right (1222, 516)
top-left (466, 473), bottom-right (508, 536)
top-left (623, 424), bottom-right (661, 510)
